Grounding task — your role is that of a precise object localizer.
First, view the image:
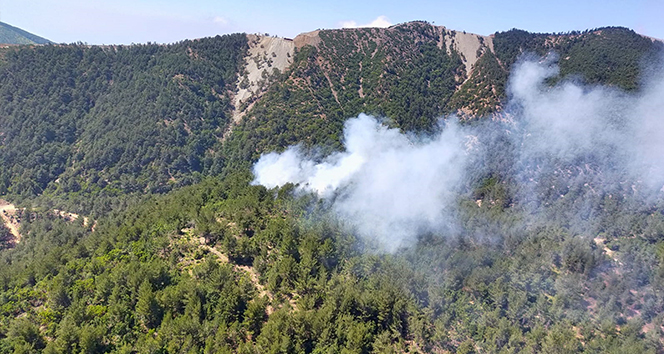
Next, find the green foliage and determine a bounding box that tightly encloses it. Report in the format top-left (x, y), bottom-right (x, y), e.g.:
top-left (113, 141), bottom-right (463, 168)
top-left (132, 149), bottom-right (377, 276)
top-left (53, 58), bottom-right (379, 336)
top-left (227, 24), bottom-right (662, 168)
top-left (557, 27), bottom-right (662, 90)
top-left (449, 50), bottom-right (507, 116)
top-left (1, 23), bottom-right (664, 354)
top-left (0, 34), bottom-right (247, 215)
top-left (226, 23), bottom-right (466, 163)
top-left (493, 27), bottom-right (663, 92)
top-left (0, 174), bottom-right (410, 352)
top-left (0, 22), bottom-right (51, 45)
top-left (0, 223), bottom-right (13, 250)
top-left (1, 168), bottom-right (663, 352)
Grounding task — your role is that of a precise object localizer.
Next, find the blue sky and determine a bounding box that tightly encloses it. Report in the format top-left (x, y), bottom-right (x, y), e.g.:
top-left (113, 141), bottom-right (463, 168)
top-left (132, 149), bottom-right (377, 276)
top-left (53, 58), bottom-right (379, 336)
top-left (4, 0), bottom-right (663, 44)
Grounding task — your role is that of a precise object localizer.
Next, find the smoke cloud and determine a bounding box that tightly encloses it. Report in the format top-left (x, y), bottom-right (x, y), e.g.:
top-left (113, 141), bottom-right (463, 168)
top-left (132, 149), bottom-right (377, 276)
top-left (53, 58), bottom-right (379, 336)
top-left (509, 55), bottom-right (664, 196)
top-left (252, 54), bottom-right (664, 251)
top-left (253, 115), bottom-right (469, 251)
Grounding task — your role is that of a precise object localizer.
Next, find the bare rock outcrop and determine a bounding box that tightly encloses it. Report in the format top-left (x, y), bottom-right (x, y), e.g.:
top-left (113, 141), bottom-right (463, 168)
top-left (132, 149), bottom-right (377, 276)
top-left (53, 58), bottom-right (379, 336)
top-left (440, 27), bottom-right (493, 76)
top-left (293, 30), bottom-right (322, 49)
top-left (232, 34), bottom-right (295, 121)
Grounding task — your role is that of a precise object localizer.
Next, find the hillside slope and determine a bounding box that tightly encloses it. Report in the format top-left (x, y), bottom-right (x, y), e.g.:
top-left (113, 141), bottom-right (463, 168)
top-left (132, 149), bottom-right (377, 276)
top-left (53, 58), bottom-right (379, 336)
top-left (0, 22), bottom-right (660, 215)
top-left (0, 22), bottom-right (50, 45)
top-left (0, 35), bottom-right (247, 215)
top-left (1, 22), bottom-right (664, 354)
top-left (226, 23), bottom-right (663, 164)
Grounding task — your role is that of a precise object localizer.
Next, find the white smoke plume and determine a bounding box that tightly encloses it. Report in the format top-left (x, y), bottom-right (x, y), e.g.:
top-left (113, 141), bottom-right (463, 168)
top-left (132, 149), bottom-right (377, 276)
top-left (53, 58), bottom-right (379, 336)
top-left (252, 114), bottom-right (469, 251)
top-left (252, 54), bottom-right (664, 250)
top-left (508, 55), bottom-right (664, 195)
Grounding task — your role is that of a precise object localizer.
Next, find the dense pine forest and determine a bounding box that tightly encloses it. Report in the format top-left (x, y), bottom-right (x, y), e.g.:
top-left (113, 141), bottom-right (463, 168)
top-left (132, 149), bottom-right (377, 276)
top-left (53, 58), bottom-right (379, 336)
top-left (1, 22), bottom-right (664, 353)
top-left (0, 34), bottom-right (247, 216)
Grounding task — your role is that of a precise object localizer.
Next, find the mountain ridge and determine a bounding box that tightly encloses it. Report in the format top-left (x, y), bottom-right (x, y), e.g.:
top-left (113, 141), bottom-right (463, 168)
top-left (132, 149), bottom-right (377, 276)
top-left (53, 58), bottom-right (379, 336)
top-left (225, 22), bottom-right (663, 167)
top-left (231, 22), bottom-right (662, 124)
top-left (1, 21), bottom-right (664, 353)
top-left (0, 22), bottom-right (659, 214)
top-left (0, 21), bottom-right (51, 45)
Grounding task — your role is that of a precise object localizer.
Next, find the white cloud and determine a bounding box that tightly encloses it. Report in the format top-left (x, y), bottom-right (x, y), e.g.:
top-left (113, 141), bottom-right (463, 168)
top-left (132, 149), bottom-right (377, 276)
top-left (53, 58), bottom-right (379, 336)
top-left (340, 15), bottom-right (392, 29)
top-left (212, 16), bottom-right (228, 26)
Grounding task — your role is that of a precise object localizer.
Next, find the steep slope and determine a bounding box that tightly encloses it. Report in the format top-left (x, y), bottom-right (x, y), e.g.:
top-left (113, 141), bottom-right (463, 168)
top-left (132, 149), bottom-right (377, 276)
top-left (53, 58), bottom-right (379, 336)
top-left (0, 35), bottom-right (247, 215)
top-left (443, 28), bottom-right (494, 76)
top-left (0, 22), bottom-right (51, 45)
top-left (1, 22), bottom-right (664, 354)
top-left (451, 26), bottom-right (664, 117)
top-left (232, 34), bottom-right (295, 122)
top-left (226, 22), bottom-right (473, 163)
top-left (0, 23), bottom-right (659, 216)
top-left (226, 23), bottom-right (663, 164)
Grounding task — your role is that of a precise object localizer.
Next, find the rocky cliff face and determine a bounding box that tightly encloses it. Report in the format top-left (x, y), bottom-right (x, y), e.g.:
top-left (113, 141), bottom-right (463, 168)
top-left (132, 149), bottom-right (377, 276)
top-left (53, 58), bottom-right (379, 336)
top-left (231, 22), bottom-right (662, 131)
top-left (232, 35), bottom-right (295, 121)
top-left (224, 22), bottom-right (663, 164)
top-left (233, 22), bottom-right (488, 127)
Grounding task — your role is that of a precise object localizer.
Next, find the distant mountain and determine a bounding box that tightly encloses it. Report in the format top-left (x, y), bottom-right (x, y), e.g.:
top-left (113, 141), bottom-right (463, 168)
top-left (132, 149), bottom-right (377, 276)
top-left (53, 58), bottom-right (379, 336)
top-left (0, 21), bottom-right (51, 45)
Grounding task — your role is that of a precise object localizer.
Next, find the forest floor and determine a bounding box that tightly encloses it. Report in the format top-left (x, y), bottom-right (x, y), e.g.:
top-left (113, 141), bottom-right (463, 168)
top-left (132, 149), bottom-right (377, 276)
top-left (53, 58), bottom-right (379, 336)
top-left (195, 236), bottom-right (282, 314)
top-left (0, 201), bottom-right (91, 245)
top-left (593, 236), bottom-right (620, 264)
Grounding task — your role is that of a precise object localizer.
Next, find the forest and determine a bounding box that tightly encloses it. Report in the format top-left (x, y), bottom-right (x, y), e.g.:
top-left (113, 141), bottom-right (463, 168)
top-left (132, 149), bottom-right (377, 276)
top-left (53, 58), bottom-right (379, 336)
top-left (0, 34), bottom-right (247, 216)
top-left (0, 23), bottom-right (663, 353)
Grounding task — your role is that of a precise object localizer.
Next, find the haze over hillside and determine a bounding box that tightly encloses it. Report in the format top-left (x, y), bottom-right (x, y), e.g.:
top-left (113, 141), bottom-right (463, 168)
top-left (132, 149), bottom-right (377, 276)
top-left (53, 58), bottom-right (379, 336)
top-left (0, 21), bottom-right (50, 45)
top-left (1, 20), bottom-right (664, 353)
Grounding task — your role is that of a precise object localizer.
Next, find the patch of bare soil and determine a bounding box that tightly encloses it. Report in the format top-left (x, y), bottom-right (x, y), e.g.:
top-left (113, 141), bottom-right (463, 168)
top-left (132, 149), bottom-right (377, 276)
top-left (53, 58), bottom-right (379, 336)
top-left (0, 200), bottom-right (21, 242)
top-left (232, 35), bottom-right (295, 122)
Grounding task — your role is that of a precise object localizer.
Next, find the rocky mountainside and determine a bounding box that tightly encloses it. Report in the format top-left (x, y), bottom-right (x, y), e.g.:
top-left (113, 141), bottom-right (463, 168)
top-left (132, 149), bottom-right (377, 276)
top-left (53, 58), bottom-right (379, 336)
top-left (0, 22), bottom-right (660, 214)
top-left (1, 21), bottom-right (664, 354)
top-left (227, 22), bottom-right (663, 162)
top-left (0, 22), bottom-right (659, 214)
